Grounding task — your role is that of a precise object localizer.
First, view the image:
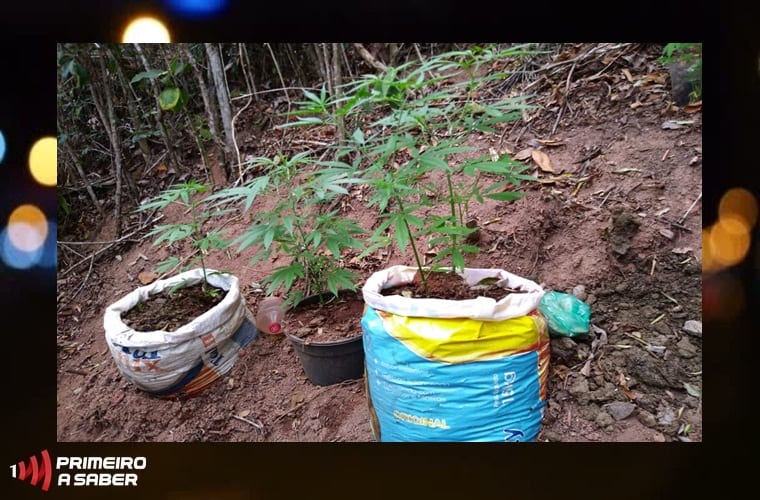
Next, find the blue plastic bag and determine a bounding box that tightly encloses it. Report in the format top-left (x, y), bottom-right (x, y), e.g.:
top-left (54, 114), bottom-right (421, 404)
top-left (538, 291), bottom-right (590, 337)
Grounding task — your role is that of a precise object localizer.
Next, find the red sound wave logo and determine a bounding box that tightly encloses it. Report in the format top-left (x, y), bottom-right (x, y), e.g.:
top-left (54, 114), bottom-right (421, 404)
top-left (10, 449), bottom-right (52, 492)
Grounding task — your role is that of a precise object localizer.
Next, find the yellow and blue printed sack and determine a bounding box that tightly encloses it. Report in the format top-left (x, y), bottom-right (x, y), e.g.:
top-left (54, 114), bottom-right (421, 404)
top-left (361, 265), bottom-right (549, 442)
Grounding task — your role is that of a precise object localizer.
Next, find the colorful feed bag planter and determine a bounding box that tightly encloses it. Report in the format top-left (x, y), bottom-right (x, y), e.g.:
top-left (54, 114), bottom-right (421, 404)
top-left (362, 305), bottom-right (550, 442)
top-left (104, 269), bottom-right (258, 398)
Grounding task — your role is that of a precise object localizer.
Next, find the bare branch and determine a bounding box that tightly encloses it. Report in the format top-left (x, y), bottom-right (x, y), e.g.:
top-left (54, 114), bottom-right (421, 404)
top-left (353, 43), bottom-right (388, 73)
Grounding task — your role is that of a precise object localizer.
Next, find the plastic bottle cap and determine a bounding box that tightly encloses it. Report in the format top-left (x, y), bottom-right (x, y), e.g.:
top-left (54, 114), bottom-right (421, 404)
top-left (269, 323), bottom-right (281, 334)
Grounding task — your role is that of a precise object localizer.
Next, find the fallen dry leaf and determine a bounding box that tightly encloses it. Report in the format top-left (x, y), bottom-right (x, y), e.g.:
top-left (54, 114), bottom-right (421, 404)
top-left (683, 382), bottom-right (701, 398)
top-left (138, 271), bottom-right (159, 284)
top-left (622, 68), bottom-right (634, 83)
top-left (684, 101), bottom-right (702, 113)
top-left (238, 409), bottom-right (251, 418)
top-left (621, 386), bottom-right (637, 401)
top-left (536, 138), bottom-right (564, 147)
top-left (640, 73), bottom-right (667, 86)
top-left (514, 148), bottom-right (533, 161)
top-left (531, 149), bottom-right (555, 173)
top-left (289, 391), bottom-right (305, 409)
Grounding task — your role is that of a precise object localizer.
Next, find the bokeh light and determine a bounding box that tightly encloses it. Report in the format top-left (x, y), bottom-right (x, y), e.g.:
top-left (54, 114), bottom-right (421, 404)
top-left (166, 0), bottom-right (228, 17)
top-left (38, 221), bottom-right (57, 269)
top-left (28, 136), bottom-right (57, 186)
top-left (719, 187), bottom-right (758, 233)
top-left (704, 188), bottom-right (758, 274)
top-left (703, 272), bottom-right (745, 322)
top-left (122, 17), bottom-right (171, 43)
top-left (8, 204), bottom-right (48, 252)
top-left (708, 218), bottom-right (750, 268)
top-left (0, 130), bottom-right (6, 163)
top-left (702, 227), bottom-right (716, 273)
top-left (1, 227), bottom-right (43, 269)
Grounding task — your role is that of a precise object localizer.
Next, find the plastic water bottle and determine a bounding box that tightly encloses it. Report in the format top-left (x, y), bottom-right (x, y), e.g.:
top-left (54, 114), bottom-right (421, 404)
top-left (256, 296), bottom-right (285, 334)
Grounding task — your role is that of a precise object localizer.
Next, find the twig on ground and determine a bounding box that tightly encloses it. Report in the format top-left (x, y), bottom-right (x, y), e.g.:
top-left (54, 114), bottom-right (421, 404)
top-left (599, 187), bottom-right (614, 208)
top-left (64, 368), bottom-right (89, 376)
top-left (678, 193), bottom-right (702, 225)
top-left (59, 221), bottom-right (157, 279)
top-left (65, 255), bottom-right (95, 305)
top-left (231, 413), bottom-right (264, 432)
top-left (657, 216), bottom-right (693, 233)
top-left (551, 62), bottom-right (576, 136)
top-left (515, 124), bottom-right (530, 145)
top-left (622, 332), bottom-right (650, 346)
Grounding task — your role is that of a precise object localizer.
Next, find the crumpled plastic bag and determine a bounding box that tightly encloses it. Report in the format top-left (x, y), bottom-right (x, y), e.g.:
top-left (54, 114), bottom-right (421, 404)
top-left (538, 291), bottom-right (590, 337)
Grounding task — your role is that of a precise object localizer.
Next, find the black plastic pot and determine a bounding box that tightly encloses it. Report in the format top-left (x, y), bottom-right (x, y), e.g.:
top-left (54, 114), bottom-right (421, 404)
top-left (285, 291), bottom-right (365, 386)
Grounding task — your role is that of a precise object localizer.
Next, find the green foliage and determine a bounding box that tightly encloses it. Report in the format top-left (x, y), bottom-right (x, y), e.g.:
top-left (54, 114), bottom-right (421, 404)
top-left (139, 180), bottom-right (232, 294)
top-left (159, 87), bottom-right (181, 111)
top-left (130, 69), bottom-right (167, 84)
top-left (57, 192), bottom-right (71, 221)
top-left (660, 43), bottom-right (702, 102)
top-left (316, 45), bottom-right (540, 291)
top-left (215, 152), bottom-right (366, 306)
top-left (60, 58), bottom-right (89, 88)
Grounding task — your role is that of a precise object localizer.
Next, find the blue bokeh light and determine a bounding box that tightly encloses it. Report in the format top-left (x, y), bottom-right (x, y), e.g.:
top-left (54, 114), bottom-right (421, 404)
top-left (0, 226), bottom-right (43, 269)
top-left (0, 130), bottom-right (6, 163)
top-left (165, 0), bottom-right (228, 17)
top-left (39, 221), bottom-right (57, 269)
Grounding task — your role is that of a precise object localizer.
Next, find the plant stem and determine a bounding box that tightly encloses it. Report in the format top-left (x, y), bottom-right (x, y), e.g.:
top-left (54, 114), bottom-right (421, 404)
top-left (396, 196), bottom-right (427, 294)
top-left (189, 199), bottom-right (208, 292)
top-left (445, 170), bottom-right (459, 271)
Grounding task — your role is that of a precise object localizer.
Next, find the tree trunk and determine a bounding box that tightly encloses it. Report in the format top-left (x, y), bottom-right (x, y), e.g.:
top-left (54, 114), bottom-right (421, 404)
top-left (389, 43), bottom-right (399, 66)
top-left (182, 44), bottom-right (222, 142)
top-left (205, 43), bottom-right (235, 183)
top-left (96, 47), bottom-right (124, 237)
top-left (332, 43), bottom-right (345, 142)
top-left (308, 43), bottom-right (326, 82)
top-left (61, 136), bottom-right (104, 218)
top-left (105, 45), bottom-right (151, 163)
top-left (133, 43), bottom-right (180, 171)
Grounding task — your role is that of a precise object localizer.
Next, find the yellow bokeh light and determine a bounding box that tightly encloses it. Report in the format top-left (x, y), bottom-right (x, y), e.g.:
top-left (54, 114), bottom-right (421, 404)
top-left (719, 187), bottom-right (758, 231)
top-left (8, 204), bottom-right (48, 252)
top-left (122, 17), bottom-right (171, 43)
top-left (28, 137), bottom-right (57, 186)
top-left (718, 213), bottom-right (750, 236)
top-left (709, 218), bottom-right (750, 267)
top-left (702, 226), bottom-right (719, 274)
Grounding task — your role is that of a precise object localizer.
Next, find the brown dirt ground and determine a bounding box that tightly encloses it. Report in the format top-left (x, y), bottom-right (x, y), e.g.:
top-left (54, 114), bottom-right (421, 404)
top-left (57, 44), bottom-right (702, 442)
